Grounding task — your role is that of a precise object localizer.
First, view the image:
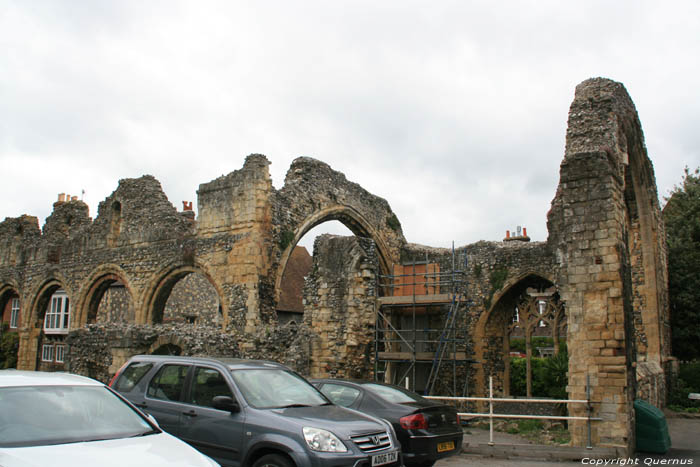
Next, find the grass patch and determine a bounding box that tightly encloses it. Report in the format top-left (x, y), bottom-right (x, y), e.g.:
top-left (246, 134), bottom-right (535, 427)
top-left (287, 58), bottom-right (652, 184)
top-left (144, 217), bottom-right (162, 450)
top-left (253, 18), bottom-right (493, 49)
top-left (472, 419), bottom-right (571, 445)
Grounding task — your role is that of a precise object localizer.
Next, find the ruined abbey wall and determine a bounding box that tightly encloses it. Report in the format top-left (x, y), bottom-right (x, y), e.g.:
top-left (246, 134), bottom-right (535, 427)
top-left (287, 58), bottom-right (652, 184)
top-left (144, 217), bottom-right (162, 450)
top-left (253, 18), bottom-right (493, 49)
top-left (0, 78), bottom-right (671, 454)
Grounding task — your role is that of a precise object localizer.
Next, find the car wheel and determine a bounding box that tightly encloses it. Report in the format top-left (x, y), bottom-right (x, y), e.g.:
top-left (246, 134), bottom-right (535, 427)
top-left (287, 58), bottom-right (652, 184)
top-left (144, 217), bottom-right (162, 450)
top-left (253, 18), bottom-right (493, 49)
top-left (252, 453), bottom-right (295, 467)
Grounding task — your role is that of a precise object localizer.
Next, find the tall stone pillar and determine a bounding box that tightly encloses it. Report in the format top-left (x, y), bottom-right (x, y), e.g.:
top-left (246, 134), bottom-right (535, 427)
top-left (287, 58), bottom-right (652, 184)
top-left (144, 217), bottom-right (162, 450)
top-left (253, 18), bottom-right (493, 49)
top-left (548, 78), bottom-right (669, 453)
top-left (197, 154), bottom-right (275, 334)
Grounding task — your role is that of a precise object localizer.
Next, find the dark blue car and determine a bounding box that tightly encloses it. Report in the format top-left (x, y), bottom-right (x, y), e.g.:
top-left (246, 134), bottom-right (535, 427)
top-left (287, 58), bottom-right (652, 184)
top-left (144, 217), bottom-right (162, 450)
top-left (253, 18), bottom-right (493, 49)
top-left (311, 379), bottom-right (462, 467)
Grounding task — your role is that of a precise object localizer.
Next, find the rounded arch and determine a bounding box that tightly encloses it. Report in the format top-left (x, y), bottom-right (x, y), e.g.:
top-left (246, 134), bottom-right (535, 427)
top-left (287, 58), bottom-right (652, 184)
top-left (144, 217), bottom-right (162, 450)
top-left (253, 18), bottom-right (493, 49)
top-left (472, 271), bottom-right (561, 396)
top-left (74, 264), bottom-right (135, 327)
top-left (0, 282), bottom-right (21, 328)
top-left (274, 205), bottom-right (393, 303)
top-left (148, 336), bottom-right (185, 355)
top-left (0, 282), bottom-right (21, 307)
top-left (28, 275), bottom-right (72, 327)
top-left (142, 263), bottom-right (225, 326)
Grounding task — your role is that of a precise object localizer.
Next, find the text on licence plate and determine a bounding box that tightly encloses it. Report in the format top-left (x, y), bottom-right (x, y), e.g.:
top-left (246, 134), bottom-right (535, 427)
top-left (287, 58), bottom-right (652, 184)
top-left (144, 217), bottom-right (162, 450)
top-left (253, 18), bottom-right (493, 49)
top-left (437, 441), bottom-right (455, 452)
top-left (371, 450), bottom-right (398, 466)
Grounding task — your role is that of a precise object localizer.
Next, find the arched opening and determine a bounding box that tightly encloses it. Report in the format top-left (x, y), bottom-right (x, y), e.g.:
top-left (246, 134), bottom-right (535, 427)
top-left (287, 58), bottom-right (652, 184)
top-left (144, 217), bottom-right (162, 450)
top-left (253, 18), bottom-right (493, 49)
top-left (33, 282), bottom-right (72, 372)
top-left (148, 268), bottom-right (222, 326)
top-left (151, 343), bottom-right (182, 356)
top-left (277, 220), bottom-right (352, 325)
top-left (85, 274), bottom-right (135, 324)
top-left (482, 274), bottom-right (567, 397)
top-left (0, 286), bottom-right (21, 369)
top-left (275, 207), bottom-right (393, 324)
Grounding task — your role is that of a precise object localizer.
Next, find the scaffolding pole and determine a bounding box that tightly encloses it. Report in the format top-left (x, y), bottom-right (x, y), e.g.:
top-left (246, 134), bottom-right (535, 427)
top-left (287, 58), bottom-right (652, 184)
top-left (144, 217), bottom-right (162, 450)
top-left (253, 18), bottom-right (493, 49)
top-left (374, 247), bottom-right (469, 395)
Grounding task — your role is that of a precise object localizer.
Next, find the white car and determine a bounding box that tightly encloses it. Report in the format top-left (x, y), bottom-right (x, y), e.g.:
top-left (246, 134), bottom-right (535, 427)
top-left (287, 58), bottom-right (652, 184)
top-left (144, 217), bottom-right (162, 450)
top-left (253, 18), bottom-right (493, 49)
top-left (0, 370), bottom-right (220, 467)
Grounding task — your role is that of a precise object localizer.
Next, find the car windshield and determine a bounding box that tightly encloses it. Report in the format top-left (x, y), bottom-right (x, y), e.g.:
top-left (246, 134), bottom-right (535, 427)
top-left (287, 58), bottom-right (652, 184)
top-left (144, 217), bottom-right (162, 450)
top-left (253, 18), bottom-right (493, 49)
top-left (0, 385), bottom-right (156, 448)
top-left (362, 383), bottom-right (425, 403)
top-left (231, 369), bottom-right (328, 409)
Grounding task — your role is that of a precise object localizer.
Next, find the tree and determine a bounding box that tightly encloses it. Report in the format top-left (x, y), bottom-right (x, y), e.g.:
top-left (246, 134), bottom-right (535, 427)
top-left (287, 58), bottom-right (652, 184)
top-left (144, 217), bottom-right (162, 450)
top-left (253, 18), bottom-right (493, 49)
top-left (663, 167), bottom-right (700, 361)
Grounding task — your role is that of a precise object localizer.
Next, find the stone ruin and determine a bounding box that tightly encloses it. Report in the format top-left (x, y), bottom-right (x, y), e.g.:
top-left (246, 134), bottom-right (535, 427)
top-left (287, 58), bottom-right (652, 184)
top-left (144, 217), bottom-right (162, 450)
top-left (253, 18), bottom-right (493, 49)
top-left (0, 78), bottom-right (672, 454)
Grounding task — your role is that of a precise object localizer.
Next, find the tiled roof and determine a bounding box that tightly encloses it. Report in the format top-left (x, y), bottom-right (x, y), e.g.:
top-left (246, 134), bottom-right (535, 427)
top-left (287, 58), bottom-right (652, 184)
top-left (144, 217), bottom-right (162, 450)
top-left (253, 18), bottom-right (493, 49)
top-left (277, 246), bottom-right (312, 312)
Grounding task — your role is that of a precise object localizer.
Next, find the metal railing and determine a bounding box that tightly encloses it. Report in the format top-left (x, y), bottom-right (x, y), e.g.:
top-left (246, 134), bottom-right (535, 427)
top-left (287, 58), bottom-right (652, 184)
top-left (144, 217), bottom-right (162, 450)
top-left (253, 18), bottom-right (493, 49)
top-left (425, 375), bottom-right (602, 448)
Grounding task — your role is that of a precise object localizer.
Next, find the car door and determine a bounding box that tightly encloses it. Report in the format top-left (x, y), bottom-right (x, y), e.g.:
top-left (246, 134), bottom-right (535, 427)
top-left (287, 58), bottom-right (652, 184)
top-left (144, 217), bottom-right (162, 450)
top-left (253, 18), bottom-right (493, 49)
top-left (142, 363), bottom-right (191, 436)
top-left (178, 365), bottom-right (245, 467)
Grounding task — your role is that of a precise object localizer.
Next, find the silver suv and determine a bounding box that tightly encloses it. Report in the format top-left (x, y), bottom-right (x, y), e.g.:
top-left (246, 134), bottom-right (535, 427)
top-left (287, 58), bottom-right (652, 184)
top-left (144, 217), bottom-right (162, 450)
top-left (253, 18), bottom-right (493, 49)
top-left (110, 356), bottom-right (402, 467)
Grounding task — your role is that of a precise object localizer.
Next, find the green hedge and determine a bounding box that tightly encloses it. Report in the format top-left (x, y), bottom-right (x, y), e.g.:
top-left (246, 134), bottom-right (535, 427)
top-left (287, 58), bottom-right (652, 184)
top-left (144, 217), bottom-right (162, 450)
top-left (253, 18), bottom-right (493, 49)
top-left (510, 350), bottom-right (568, 399)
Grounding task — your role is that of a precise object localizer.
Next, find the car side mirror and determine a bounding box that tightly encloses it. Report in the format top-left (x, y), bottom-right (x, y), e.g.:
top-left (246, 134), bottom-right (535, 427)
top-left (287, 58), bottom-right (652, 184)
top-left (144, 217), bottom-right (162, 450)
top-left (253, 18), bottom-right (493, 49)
top-left (212, 395), bottom-right (240, 413)
top-left (146, 414), bottom-right (160, 427)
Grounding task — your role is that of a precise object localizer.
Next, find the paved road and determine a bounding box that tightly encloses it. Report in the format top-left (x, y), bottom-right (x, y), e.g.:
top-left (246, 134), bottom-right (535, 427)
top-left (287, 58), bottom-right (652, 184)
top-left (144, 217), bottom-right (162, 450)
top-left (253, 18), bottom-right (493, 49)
top-left (434, 415), bottom-right (700, 466)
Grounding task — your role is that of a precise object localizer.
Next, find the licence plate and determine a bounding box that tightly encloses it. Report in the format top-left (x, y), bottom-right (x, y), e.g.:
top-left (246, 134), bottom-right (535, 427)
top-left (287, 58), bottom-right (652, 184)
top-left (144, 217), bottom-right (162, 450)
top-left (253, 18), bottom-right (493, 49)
top-left (437, 441), bottom-right (455, 452)
top-left (371, 450), bottom-right (398, 466)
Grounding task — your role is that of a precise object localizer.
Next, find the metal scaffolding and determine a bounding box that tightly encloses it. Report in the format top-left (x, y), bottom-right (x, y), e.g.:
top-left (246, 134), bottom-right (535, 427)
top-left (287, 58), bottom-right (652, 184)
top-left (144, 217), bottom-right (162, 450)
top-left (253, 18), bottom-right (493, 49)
top-left (374, 247), bottom-right (471, 396)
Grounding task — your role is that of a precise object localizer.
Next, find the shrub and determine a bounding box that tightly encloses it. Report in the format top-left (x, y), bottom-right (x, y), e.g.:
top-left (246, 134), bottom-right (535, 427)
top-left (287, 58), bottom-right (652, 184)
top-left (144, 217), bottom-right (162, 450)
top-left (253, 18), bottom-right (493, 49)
top-left (509, 349), bottom-right (569, 399)
top-left (679, 361), bottom-right (700, 392)
top-left (668, 361), bottom-right (700, 410)
top-left (0, 327), bottom-right (19, 369)
top-left (386, 214), bottom-right (401, 232)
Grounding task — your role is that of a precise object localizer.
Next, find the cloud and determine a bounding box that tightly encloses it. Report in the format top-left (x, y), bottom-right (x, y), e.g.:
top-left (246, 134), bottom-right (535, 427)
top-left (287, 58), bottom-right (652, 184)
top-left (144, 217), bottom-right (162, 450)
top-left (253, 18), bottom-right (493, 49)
top-left (1, 0), bottom-right (698, 251)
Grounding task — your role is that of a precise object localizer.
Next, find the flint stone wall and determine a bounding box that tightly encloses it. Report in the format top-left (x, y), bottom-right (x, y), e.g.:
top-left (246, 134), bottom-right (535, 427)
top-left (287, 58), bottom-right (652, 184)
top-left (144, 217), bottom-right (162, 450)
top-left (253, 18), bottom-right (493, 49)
top-left (66, 322), bottom-right (315, 384)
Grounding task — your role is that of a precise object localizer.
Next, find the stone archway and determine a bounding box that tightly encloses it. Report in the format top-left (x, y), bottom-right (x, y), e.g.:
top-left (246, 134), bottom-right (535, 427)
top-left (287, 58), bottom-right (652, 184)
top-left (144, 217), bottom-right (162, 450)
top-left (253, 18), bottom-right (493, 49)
top-left (76, 266), bottom-right (135, 326)
top-left (274, 205), bottom-right (394, 304)
top-left (273, 157), bottom-right (407, 308)
top-left (0, 283), bottom-right (21, 325)
top-left (27, 278), bottom-right (73, 371)
top-left (148, 336), bottom-right (184, 356)
top-left (472, 272), bottom-right (560, 396)
top-left (142, 265), bottom-right (224, 326)
top-left (0, 284), bottom-right (22, 368)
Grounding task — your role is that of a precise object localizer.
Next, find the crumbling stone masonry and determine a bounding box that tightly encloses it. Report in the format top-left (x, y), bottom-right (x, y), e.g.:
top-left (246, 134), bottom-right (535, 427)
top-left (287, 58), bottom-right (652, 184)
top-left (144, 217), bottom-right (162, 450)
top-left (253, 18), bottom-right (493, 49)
top-left (547, 78), bottom-right (670, 450)
top-left (303, 235), bottom-right (378, 379)
top-left (0, 78), bottom-right (670, 454)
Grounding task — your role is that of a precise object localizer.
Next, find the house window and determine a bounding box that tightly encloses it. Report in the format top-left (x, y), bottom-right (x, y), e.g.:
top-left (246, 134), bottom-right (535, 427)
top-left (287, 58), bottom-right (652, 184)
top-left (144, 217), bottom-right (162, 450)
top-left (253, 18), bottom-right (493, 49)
top-left (538, 300), bottom-right (546, 327)
top-left (42, 344), bottom-right (54, 362)
top-left (44, 290), bottom-right (70, 335)
top-left (10, 298), bottom-right (20, 328)
top-left (55, 344), bottom-right (66, 363)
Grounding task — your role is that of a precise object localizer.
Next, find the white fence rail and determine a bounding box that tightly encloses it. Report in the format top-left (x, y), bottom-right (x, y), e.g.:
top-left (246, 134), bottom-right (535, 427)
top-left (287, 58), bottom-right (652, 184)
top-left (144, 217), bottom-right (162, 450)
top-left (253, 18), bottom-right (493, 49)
top-left (425, 376), bottom-right (601, 448)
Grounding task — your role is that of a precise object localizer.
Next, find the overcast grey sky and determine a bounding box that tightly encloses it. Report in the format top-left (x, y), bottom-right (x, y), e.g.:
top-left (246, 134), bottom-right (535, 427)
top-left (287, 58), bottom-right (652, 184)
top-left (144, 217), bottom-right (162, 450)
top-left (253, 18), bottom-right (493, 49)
top-left (1, 1), bottom-right (698, 252)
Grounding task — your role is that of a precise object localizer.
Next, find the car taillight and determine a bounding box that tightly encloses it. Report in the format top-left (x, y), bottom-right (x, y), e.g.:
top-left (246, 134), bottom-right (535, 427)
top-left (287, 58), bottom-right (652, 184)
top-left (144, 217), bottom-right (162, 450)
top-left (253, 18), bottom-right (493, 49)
top-left (108, 361), bottom-right (128, 388)
top-left (400, 413), bottom-right (428, 430)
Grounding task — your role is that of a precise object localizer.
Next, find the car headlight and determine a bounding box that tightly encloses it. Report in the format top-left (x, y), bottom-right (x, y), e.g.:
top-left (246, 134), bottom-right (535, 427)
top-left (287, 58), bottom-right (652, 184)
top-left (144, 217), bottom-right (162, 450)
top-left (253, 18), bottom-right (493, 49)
top-left (302, 427), bottom-right (348, 452)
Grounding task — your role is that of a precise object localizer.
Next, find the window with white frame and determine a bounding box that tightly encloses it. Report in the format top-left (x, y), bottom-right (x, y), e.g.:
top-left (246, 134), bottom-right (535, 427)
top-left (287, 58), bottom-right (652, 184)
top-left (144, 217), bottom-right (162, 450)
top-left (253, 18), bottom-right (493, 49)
top-left (44, 290), bottom-right (70, 334)
top-left (42, 344), bottom-right (54, 362)
top-left (55, 344), bottom-right (66, 363)
top-left (10, 297), bottom-right (20, 328)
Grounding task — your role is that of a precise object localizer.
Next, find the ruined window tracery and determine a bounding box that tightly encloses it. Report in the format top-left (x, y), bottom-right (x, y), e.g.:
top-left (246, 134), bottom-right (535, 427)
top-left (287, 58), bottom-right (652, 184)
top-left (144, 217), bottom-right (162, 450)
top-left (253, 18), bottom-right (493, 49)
top-left (506, 287), bottom-right (566, 397)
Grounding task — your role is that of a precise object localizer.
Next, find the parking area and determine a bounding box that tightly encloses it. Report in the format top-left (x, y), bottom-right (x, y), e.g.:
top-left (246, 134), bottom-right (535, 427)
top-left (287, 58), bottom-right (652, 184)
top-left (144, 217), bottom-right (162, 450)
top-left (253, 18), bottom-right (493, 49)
top-left (435, 414), bottom-right (700, 466)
